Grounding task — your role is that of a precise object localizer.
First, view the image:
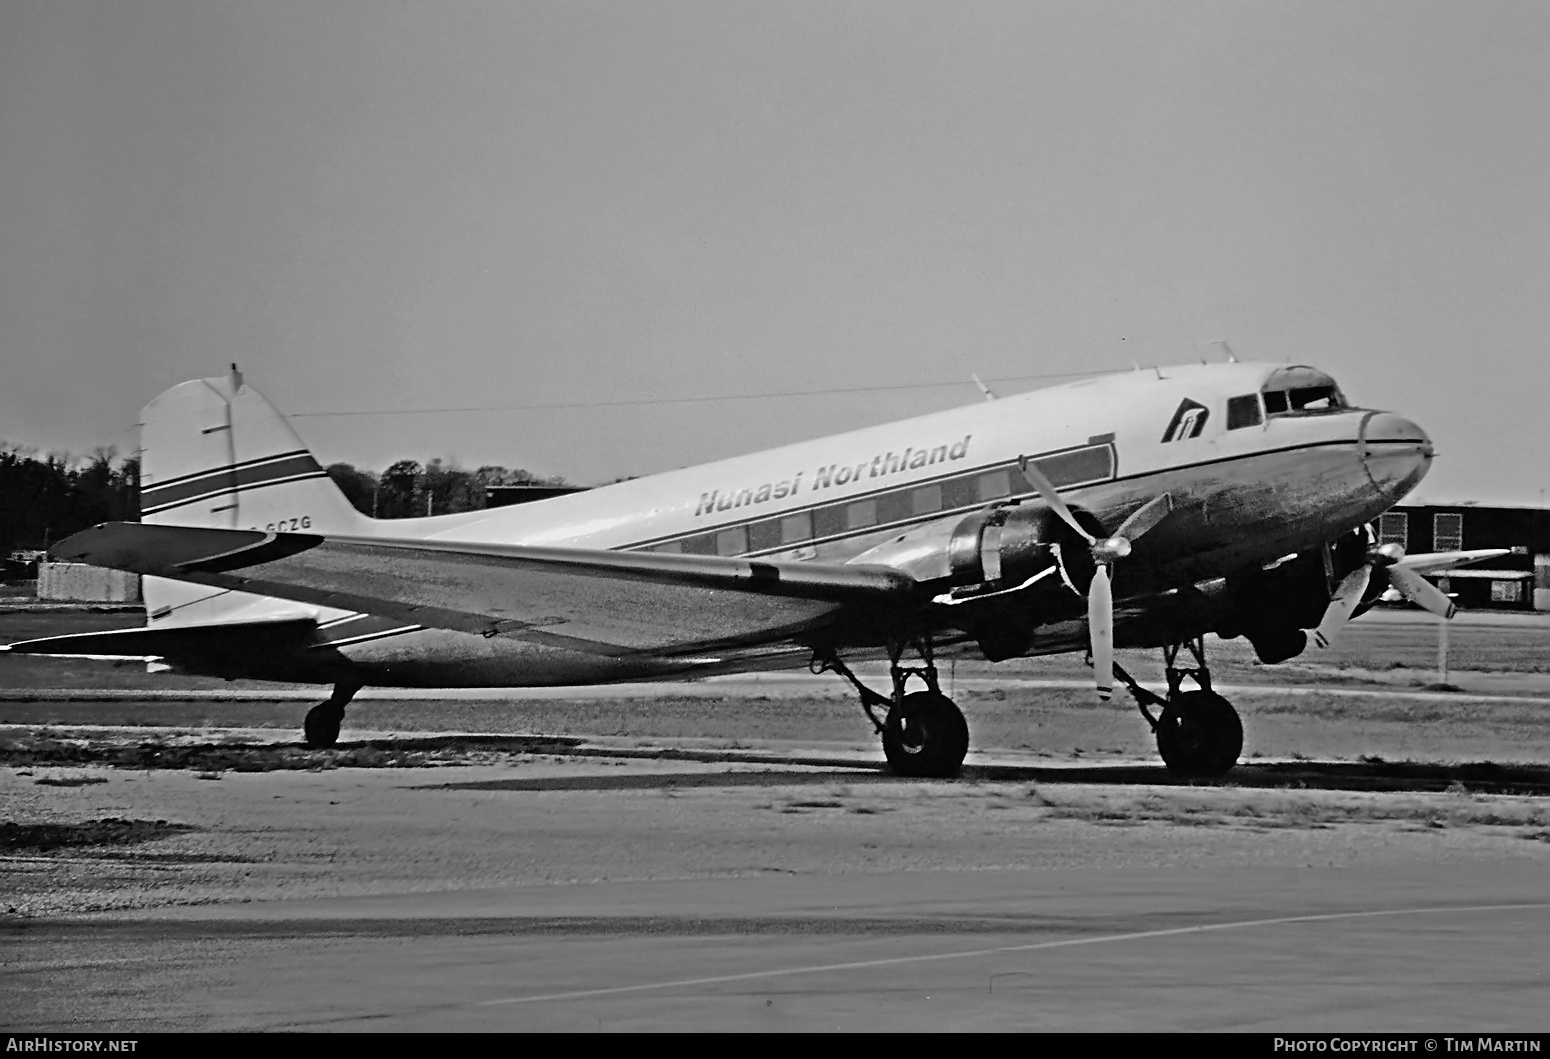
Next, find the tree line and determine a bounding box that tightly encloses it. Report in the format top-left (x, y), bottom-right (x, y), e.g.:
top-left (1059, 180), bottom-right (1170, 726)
top-left (0, 444), bottom-right (566, 558)
top-left (0, 445), bottom-right (139, 559)
top-left (325, 459), bottom-right (568, 519)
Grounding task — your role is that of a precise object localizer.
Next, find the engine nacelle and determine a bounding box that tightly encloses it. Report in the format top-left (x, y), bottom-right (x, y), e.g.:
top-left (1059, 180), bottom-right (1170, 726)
top-left (854, 501), bottom-right (1095, 594)
top-left (945, 504), bottom-right (1077, 589)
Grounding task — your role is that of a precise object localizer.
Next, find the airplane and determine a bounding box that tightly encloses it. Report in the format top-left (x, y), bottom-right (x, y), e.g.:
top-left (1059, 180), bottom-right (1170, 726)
top-left (4, 361), bottom-right (1449, 778)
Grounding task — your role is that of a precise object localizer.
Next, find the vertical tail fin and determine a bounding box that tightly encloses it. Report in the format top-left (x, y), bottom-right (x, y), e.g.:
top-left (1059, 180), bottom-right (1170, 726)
top-left (138, 365), bottom-right (366, 626)
top-left (139, 365), bottom-right (365, 534)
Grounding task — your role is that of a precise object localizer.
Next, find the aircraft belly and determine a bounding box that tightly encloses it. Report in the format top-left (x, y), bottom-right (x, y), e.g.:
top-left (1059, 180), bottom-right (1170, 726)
top-left (334, 626), bottom-right (740, 687)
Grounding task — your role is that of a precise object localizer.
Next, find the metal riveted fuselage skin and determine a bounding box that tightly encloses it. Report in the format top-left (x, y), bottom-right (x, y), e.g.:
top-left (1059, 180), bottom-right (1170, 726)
top-left (268, 362), bottom-right (1430, 688)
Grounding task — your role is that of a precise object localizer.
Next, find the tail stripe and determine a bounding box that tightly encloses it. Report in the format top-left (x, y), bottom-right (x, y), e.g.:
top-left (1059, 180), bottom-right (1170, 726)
top-left (141, 452), bottom-right (326, 515)
top-left (143, 449), bottom-right (314, 492)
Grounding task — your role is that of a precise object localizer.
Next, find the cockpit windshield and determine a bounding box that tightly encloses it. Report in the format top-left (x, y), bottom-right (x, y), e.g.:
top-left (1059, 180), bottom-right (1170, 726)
top-left (1225, 367), bottom-right (1351, 430)
top-left (1260, 366), bottom-right (1347, 417)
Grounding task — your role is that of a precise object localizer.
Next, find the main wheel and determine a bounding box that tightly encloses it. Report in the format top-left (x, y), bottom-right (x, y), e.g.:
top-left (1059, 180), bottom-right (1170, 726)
top-left (1155, 690), bottom-right (1243, 778)
top-left (882, 691), bottom-right (970, 778)
top-left (303, 701), bottom-right (344, 749)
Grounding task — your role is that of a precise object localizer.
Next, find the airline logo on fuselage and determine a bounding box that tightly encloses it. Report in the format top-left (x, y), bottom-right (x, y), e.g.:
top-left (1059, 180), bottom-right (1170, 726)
top-left (1161, 399), bottom-right (1209, 443)
top-left (694, 436), bottom-right (972, 517)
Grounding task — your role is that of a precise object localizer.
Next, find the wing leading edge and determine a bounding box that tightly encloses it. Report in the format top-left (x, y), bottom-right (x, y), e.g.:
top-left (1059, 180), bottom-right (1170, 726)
top-left (49, 522), bottom-right (920, 658)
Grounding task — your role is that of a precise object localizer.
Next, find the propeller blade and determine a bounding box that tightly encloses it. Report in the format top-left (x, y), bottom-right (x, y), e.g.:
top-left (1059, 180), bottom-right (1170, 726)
top-left (1313, 565), bottom-right (1372, 650)
top-left (1113, 492), bottom-right (1174, 542)
top-left (1392, 549), bottom-right (1509, 577)
top-left (1387, 564), bottom-right (1457, 619)
top-left (1088, 564), bottom-right (1114, 700)
top-left (1017, 457), bottom-right (1096, 544)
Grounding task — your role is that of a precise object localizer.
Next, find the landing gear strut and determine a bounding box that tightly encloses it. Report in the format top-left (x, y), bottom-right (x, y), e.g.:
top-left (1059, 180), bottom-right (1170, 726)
top-left (1113, 637), bottom-right (1243, 778)
top-left (303, 681), bottom-right (360, 749)
top-left (815, 638), bottom-right (969, 778)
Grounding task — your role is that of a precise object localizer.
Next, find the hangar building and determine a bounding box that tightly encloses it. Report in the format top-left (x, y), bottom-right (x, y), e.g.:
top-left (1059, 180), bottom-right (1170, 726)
top-left (1382, 503), bottom-right (1550, 611)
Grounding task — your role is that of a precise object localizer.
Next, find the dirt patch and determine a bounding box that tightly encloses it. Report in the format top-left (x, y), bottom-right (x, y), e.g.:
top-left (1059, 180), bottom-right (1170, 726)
top-left (1, 818), bottom-right (197, 852)
top-left (0, 732), bottom-right (586, 773)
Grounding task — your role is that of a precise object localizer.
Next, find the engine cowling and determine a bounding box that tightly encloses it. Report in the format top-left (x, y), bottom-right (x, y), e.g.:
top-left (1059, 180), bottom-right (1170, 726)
top-left (855, 501), bottom-right (1092, 591)
top-left (852, 501), bottom-right (1099, 662)
top-left (943, 503), bottom-right (1094, 591)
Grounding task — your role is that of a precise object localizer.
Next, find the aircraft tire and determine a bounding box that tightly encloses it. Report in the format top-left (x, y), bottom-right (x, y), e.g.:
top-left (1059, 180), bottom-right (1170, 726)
top-left (882, 691), bottom-right (970, 778)
top-left (303, 702), bottom-right (344, 749)
top-left (1155, 690), bottom-right (1242, 778)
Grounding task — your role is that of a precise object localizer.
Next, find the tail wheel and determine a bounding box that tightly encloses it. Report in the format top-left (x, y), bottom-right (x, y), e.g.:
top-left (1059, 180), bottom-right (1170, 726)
top-left (882, 691), bottom-right (970, 778)
top-left (1155, 690), bottom-right (1242, 778)
top-left (303, 701), bottom-right (345, 749)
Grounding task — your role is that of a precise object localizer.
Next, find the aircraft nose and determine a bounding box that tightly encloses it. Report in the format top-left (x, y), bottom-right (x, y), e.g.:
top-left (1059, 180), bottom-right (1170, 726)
top-left (1359, 411), bottom-right (1434, 499)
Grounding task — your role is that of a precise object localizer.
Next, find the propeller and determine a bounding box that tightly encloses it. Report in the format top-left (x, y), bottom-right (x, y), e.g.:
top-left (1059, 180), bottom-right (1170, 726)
top-left (1018, 457), bottom-right (1174, 700)
top-left (1313, 540), bottom-right (1457, 650)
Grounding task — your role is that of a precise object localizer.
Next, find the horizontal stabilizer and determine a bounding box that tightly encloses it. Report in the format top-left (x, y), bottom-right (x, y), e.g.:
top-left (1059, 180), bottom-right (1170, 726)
top-left (4, 616), bottom-right (318, 660)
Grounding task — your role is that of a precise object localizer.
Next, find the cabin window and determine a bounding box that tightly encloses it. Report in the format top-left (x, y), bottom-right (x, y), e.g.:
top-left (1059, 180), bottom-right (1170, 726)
top-left (812, 504), bottom-right (847, 539)
top-left (846, 499), bottom-right (878, 530)
top-left (941, 476), bottom-right (978, 510)
top-left (650, 540), bottom-right (683, 554)
top-left (747, 519), bottom-right (782, 551)
top-left (681, 533), bottom-right (717, 555)
top-left (715, 526), bottom-right (748, 556)
top-left (911, 484), bottom-right (943, 515)
top-left (877, 490), bottom-right (913, 525)
top-left (1434, 512), bottom-right (1463, 552)
top-left (977, 470), bottom-right (1011, 502)
top-left (1226, 395), bottom-right (1263, 430)
top-left (780, 511), bottom-right (813, 544)
top-left (1378, 512), bottom-right (1409, 550)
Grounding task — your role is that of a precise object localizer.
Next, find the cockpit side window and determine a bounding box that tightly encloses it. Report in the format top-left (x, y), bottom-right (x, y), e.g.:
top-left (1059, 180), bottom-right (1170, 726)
top-left (1226, 394), bottom-right (1263, 429)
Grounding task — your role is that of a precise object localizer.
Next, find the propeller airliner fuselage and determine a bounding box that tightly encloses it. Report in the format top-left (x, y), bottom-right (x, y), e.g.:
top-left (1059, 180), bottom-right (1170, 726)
top-left (7, 362), bottom-right (1441, 777)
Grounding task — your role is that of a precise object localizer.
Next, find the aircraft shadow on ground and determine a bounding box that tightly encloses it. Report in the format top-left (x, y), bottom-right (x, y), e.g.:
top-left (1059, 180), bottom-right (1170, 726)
top-left (433, 747), bottom-right (1550, 796)
top-left (964, 759), bottom-right (1550, 796)
top-left (6, 733), bottom-right (1548, 795)
top-left (430, 768), bottom-right (901, 793)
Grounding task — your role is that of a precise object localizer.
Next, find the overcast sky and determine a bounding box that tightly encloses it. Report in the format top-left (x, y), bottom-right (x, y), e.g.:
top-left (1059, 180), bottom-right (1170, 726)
top-left (2, 1), bottom-right (1546, 504)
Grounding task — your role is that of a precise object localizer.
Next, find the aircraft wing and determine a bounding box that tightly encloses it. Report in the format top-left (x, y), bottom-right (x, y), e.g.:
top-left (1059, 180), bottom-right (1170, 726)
top-left (48, 522), bottom-right (919, 657)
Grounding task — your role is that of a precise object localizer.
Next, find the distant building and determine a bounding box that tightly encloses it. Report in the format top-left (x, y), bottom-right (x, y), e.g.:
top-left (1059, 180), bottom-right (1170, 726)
top-left (37, 561), bottom-right (141, 603)
top-left (1382, 503), bottom-right (1550, 611)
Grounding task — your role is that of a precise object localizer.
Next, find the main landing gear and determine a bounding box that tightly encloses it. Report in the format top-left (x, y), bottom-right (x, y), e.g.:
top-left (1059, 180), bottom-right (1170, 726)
top-left (303, 681), bottom-right (360, 749)
top-left (816, 639), bottom-right (969, 778)
top-left (1112, 637), bottom-right (1243, 778)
